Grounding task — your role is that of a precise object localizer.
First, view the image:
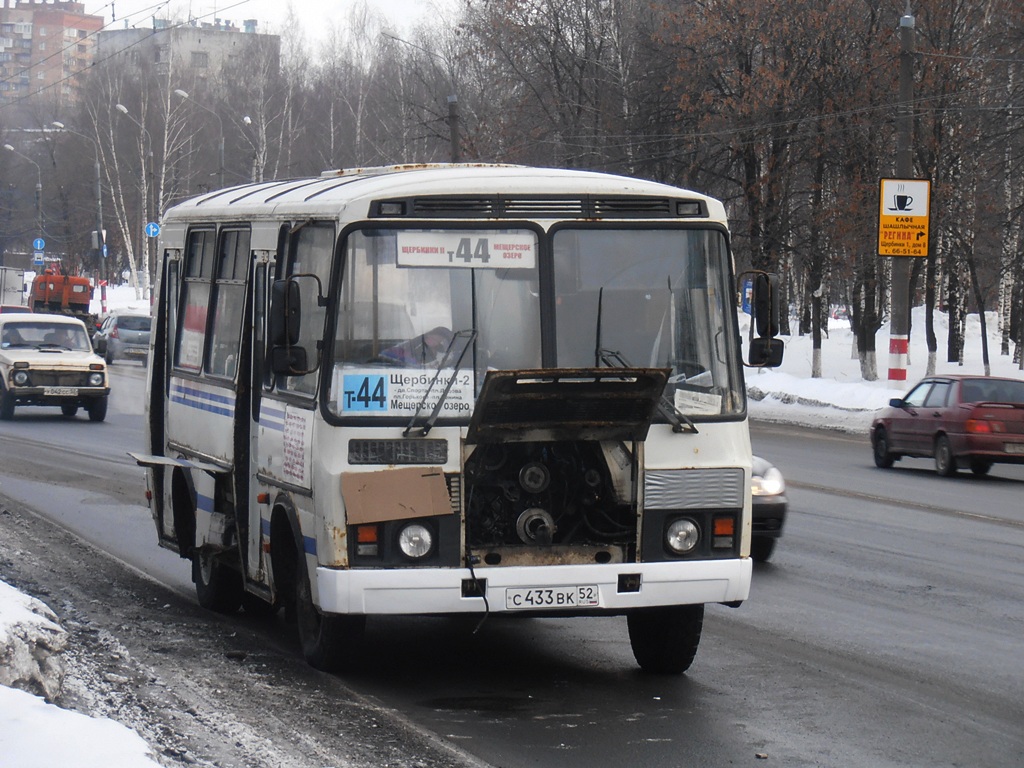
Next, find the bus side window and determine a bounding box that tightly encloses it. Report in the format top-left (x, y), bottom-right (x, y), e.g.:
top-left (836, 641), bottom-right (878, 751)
top-left (252, 263), bottom-right (266, 416)
top-left (175, 228), bottom-right (215, 373)
top-left (164, 256), bottom-right (180, 388)
top-left (277, 222), bottom-right (334, 396)
top-left (206, 228), bottom-right (250, 379)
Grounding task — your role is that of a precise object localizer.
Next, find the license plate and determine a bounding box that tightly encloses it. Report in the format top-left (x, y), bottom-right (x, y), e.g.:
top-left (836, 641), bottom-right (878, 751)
top-left (505, 585), bottom-right (599, 610)
top-left (43, 387), bottom-right (77, 396)
top-left (1005, 443), bottom-right (1024, 455)
top-left (125, 348), bottom-right (145, 356)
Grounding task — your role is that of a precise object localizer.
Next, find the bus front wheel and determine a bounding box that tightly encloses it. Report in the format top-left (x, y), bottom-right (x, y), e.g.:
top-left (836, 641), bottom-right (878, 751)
top-left (627, 604), bottom-right (704, 674)
top-left (294, 557), bottom-right (365, 672)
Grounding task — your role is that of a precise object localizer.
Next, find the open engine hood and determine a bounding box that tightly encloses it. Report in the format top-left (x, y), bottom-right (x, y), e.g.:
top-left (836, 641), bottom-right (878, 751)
top-left (465, 367), bottom-right (669, 444)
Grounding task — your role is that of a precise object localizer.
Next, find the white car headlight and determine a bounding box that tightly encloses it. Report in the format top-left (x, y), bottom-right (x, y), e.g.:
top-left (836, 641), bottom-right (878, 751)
top-left (12, 370), bottom-right (29, 386)
top-left (397, 523), bottom-right (434, 559)
top-left (752, 466), bottom-right (785, 497)
top-left (665, 518), bottom-right (699, 554)
top-left (88, 372), bottom-right (104, 387)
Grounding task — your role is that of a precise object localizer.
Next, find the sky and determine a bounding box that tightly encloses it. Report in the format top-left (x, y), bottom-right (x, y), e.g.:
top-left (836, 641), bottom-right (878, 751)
top-left (1, 288), bottom-right (1022, 766)
top-left (83, 0), bottom-right (454, 43)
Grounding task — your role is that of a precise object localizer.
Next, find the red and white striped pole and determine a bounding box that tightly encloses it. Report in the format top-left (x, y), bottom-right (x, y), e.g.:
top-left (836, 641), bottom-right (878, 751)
top-left (888, 334), bottom-right (908, 382)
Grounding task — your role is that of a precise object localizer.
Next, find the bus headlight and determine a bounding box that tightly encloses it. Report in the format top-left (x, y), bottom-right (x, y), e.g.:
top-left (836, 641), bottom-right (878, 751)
top-left (12, 370), bottom-right (29, 386)
top-left (665, 518), bottom-right (699, 555)
top-left (88, 372), bottom-right (104, 386)
top-left (397, 523), bottom-right (434, 559)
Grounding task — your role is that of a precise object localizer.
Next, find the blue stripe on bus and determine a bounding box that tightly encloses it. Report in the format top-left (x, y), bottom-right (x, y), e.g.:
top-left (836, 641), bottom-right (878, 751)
top-left (259, 404), bottom-right (286, 432)
top-left (170, 382), bottom-right (235, 418)
top-left (196, 492), bottom-right (214, 513)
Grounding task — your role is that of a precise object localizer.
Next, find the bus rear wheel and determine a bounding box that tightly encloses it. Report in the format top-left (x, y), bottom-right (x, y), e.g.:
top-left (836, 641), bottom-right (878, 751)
top-left (192, 550), bottom-right (244, 614)
top-left (294, 555), bottom-right (365, 672)
top-left (627, 604), bottom-right (704, 674)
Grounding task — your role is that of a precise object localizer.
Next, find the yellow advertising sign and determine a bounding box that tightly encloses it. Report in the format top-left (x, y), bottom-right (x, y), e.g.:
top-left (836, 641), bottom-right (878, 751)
top-left (878, 178), bottom-right (930, 257)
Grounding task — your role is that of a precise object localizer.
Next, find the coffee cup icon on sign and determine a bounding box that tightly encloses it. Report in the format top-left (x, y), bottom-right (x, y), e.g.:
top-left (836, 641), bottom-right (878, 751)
top-left (890, 194), bottom-right (913, 212)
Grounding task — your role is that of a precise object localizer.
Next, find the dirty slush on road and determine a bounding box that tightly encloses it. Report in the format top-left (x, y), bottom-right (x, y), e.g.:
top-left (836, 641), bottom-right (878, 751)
top-left (0, 498), bottom-right (483, 768)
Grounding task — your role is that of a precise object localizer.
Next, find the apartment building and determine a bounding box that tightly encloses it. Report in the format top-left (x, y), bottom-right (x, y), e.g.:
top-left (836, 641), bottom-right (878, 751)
top-left (0, 0), bottom-right (102, 108)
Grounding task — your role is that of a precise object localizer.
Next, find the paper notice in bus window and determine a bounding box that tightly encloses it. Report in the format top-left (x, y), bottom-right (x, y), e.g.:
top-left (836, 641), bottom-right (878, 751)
top-left (674, 388), bottom-right (722, 416)
top-left (333, 367), bottom-right (475, 417)
top-left (395, 232), bottom-right (536, 269)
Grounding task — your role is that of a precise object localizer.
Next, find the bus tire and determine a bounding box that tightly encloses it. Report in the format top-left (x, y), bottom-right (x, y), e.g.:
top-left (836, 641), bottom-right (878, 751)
top-left (192, 550), bottom-right (244, 614)
top-left (627, 604), bottom-right (703, 674)
top-left (294, 554), bottom-right (365, 672)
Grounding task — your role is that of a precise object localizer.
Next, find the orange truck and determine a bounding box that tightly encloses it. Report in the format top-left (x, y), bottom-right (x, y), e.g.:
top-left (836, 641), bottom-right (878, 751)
top-left (30, 267), bottom-right (97, 332)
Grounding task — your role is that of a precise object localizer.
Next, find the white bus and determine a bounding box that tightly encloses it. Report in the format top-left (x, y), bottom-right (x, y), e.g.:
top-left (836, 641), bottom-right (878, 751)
top-left (134, 164), bottom-right (783, 674)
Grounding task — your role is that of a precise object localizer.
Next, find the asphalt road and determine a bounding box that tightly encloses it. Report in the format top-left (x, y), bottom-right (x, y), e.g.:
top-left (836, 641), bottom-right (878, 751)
top-left (1, 371), bottom-right (1022, 767)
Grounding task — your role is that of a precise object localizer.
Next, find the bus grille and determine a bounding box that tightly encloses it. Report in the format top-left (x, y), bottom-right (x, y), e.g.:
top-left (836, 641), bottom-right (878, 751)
top-left (644, 468), bottom-right (745, 509)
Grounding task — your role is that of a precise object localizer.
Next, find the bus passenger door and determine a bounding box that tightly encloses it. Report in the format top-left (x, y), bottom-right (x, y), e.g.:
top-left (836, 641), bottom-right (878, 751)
top-left (251, 223), bottom-right (334, 582)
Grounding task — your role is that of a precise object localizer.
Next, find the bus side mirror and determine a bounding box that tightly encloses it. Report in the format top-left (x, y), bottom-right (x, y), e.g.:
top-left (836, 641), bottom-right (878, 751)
top-left (752, 272), bottom-right (780, 338)
top-left (271, 345), bottom-right (308, 374)
top-left (270, 279), bottom-right (301, 345)
top-left (748, 337), bottom-right (784, 367)
top-left (270, 278), bottom-right (311, 375)
top-left (740, 270), bottom-right (785, 368)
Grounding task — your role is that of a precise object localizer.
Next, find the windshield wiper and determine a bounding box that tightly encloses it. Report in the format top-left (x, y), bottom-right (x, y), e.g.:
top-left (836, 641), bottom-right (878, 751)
top-left (403, 329), bottom-right (477, 437)
top-left (598, 348), bottom-right (698, 434)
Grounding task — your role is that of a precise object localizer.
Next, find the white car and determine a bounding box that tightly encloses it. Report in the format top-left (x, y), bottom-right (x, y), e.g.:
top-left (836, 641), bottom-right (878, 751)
top-left (0, 313), bottom-right (110, 421)
top-left (751, 455), bottom-right (787, 562)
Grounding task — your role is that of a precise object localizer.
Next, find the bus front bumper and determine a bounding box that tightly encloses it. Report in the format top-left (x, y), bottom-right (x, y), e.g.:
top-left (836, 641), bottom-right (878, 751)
top-left (316, 559), bottom-right (751, 615)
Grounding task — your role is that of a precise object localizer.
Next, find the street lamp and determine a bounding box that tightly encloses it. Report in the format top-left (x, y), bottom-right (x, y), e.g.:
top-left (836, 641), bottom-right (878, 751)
top-left (242, 115), bottom-right (261, 183)
top-left (51, 121), bottom-right (105, 273)
top-left (381, 30), bottom-right (461, 162)
top-left (174, 88), bottom-right (225, 189)
top-left (3, 143), bottom-right (43, 238)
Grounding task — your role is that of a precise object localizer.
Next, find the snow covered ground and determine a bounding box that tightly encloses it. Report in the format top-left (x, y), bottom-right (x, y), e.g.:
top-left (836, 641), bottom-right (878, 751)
top-left (1, 284), bottom-right (1021, 766)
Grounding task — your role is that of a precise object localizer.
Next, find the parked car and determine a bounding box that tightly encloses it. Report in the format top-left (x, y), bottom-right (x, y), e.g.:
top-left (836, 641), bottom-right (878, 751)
top-left (93, 310), bottom-right (152, 364)
top-left (0, 313), bottom-right (109, 421)
top-left (0, 304), bottom-right (31, 314)
top-left (751, 455), bottom-right (787, 562)
top-left (871, 374), bottom-right (1024, 477)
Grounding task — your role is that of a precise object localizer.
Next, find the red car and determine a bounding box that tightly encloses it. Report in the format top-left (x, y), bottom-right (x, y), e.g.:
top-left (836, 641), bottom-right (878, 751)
top-left (871, 375), bottom-right (1024, 476)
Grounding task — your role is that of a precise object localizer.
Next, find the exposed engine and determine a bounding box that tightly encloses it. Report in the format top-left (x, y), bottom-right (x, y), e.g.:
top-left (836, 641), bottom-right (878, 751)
top-left (464, 440), bottom-right (636, 551)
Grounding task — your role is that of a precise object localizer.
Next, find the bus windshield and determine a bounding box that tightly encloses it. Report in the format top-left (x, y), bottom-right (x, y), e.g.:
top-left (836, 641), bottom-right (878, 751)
top-left (326, 225), bottom-right (742, 421)
top-left (553, 227), bottom-right (744, 418)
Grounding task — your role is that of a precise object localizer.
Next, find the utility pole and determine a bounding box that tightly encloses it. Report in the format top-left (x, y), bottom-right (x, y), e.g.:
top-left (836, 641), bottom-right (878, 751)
top-left (888, 6), bottom-right (915, 383)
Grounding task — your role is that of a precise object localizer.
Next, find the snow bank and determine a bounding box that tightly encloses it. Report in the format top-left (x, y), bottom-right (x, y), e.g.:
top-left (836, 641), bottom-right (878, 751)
top-left (0, 579), bottom-right (163, 767)
top-left (0, 579), bottom-right (66, 701)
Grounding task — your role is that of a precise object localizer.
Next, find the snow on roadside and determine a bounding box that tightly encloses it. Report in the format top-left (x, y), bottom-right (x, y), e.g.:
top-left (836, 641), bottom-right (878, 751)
top-left (0, 579), bottom-right (163, 767)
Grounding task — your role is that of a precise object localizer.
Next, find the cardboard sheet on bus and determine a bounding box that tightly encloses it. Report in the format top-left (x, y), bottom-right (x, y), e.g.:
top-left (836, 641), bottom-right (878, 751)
top-left (341, 467), bottom-right (451, 524)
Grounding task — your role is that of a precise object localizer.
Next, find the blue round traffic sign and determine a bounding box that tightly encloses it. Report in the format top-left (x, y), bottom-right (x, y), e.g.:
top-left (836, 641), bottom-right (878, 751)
top-left (145, 222), bottom-right (161, 238)
top-left (33, 237), bottom-right (45, 250)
